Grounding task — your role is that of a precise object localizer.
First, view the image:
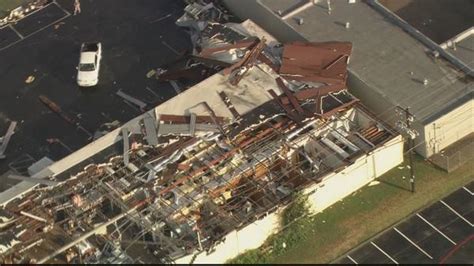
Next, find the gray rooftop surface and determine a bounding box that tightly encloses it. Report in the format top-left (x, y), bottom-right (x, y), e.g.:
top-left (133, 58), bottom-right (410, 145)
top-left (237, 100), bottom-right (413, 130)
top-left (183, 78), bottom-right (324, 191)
top-left (260, 0), bottom-right (473, 123)
top-left (450, 35), bottom-right (474, 72)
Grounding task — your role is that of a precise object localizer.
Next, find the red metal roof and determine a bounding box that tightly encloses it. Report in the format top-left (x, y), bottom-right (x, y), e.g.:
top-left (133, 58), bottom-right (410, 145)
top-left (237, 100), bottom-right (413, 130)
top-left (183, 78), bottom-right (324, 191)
top-left (279, 41), bottom-right (352, 84)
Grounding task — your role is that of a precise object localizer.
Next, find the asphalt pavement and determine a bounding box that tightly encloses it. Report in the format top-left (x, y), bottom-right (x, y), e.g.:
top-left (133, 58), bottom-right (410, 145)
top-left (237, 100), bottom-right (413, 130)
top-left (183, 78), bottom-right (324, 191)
top-left (335, 181), bottom-right (474, 264)
top-left (0, 0), bottom-right (192, 190)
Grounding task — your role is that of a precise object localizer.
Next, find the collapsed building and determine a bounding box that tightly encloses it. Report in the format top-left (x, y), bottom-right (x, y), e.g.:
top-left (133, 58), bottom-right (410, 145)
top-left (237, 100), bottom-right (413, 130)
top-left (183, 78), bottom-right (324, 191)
top-left (223, 0), bottom-right (474, 171)
top-left (0, 3), bottom-right (404, 264)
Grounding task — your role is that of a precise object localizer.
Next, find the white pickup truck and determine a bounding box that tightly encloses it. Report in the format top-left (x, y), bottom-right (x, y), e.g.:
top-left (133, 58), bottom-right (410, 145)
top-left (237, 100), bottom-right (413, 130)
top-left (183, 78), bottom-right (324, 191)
top-left (77, 42), bottom-right (102, 87)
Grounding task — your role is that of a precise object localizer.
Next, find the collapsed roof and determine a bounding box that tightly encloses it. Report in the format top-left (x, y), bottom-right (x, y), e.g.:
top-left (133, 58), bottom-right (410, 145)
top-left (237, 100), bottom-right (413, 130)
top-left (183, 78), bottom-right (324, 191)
top-left (0, 2), bottom-right (398, 264)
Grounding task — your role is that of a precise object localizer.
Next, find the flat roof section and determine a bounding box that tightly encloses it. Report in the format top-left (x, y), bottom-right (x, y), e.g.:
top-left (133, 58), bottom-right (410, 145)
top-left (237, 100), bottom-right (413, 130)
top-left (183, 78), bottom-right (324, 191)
top-left (260, 0), bottom-right (473, 124)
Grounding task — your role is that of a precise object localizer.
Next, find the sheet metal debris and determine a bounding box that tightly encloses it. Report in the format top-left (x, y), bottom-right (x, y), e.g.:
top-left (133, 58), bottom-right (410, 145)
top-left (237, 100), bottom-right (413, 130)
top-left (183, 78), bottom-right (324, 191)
top-left (279, 42), bottom-right (352, 84)
top-left (38, 95), bottom-right (92, 138)
top-left (0, 2), bottom-right (399, 264)
top-left (0, 121), bottom-right (17, 159)
top-left (116, 89), bottom-right (147, 111)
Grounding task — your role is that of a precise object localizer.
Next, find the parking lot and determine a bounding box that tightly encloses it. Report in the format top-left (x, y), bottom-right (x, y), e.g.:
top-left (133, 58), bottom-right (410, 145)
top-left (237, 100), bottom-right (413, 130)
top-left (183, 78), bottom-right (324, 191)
top-left (0, 1), bottom-right (70, 51)
top-left (335, 181), bottom-right (474, 264)
top-left (0, 0), bottom-right (192, 190)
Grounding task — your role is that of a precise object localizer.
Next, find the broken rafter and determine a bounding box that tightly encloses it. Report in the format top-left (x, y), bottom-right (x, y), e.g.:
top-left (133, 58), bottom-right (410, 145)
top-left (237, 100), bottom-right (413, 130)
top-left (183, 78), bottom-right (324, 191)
top-left (199, 39), bottom-right (258, 57)
top-left (38, 95), bottom-right (92, 137)
top-left (228, 38), bottom-right (267, 85)
top-left (158, 120), bottom-right (285, 197)
top-left (189, 55), bottom-right (232, 67)
top-left (321, 98), bottom-right (359, 118)
top-left (267, 89), bottom-right (302, 124)
top-left (315, 89), bottom-right (322, 115)
top-left (20, 211), bottom-right (47, 223)
top-left (324, 54), bottom-right (349, 70)
top-left (222, 38), bottom-right (264, 75)
top-left (280, 84), bottom-right (346, 105)
top-left (158, 114), bottom-right (225, 124)
top-left (39, 95), bottom-right (76, 125)
top-left (200, 101), bottom-right (226, 135)
top-left (218, 91), bottom-right (241, 119)
top-left (279, 41), bottom-right (352, 84)
top-left (275, 77), bottom-right (304, 114)
top-left (36, 202), bottom-right (146, 264)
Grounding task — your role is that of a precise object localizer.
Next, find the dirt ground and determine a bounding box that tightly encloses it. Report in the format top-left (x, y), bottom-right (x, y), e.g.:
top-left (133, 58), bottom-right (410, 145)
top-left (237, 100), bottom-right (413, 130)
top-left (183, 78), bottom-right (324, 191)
top-left (379, 0), bottom-right (474, 44)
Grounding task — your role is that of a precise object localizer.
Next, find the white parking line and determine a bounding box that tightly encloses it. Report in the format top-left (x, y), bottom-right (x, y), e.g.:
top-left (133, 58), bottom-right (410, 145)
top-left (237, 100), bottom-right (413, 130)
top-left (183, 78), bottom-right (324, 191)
top-left (370, 242), bottom-right (398, 264)
top-left (416, 213), bottom-right (457, 245)
top-left (53, 0), bottom-right (71, 16)
top-left (347, 255), bottom-right (358, 264)
top-left (393, 227), bottom-right (433, 259)
top-left (8, 24), bottom-right (24, 39)
top-left (17, 1), bottom-right (56, 20)
top-left (440, 200), bottom-right (473, 227)
top-left (0, 4), bottom-right (70, 52)
top-left (462, 186), bottom-right (474, 196)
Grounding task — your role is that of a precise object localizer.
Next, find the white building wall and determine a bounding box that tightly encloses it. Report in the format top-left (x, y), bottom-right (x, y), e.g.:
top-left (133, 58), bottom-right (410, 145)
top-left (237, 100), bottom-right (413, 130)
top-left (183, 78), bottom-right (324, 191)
top-left (175, 211), bottom-right (281, 264)
top-left (305, 135), bottom-right (403, 213)
top-left (423, 99), bottom-right (473, 156)
top-left (176, 135), bottom-right (404, 264)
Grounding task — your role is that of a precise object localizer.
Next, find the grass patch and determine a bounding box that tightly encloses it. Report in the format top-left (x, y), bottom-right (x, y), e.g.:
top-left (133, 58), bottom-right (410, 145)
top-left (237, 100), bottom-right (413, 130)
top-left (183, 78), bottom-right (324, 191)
top-left (228, 193), bottom-right (312, 264)
top-left (0, 0), bottom-right (31, 17)
top-left (227, 155), bottom-right (473, 264)
top-left (281, 192), bottom-right (309, 226)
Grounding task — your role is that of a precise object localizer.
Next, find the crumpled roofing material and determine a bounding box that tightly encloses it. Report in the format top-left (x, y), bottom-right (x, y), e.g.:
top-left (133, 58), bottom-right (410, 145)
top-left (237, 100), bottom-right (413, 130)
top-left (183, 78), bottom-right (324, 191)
top-left (279, 41), bottom-right (352, 85)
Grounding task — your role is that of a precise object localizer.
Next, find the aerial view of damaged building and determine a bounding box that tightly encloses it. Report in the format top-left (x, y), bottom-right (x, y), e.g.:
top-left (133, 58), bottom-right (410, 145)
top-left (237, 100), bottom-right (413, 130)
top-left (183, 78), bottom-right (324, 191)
top-left (0, 0), bottom-right (471, 264)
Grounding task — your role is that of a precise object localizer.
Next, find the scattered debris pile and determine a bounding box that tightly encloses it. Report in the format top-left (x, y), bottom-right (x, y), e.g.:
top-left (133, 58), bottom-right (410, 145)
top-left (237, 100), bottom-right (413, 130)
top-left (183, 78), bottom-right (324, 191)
top-left (0, 101), bottom-right (395, 263)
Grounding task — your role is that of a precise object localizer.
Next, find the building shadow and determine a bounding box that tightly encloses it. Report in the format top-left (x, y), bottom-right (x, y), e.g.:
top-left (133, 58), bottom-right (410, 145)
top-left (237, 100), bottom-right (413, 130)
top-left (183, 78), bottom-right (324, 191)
top-left (377, 178), bottom-right (412, 192)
